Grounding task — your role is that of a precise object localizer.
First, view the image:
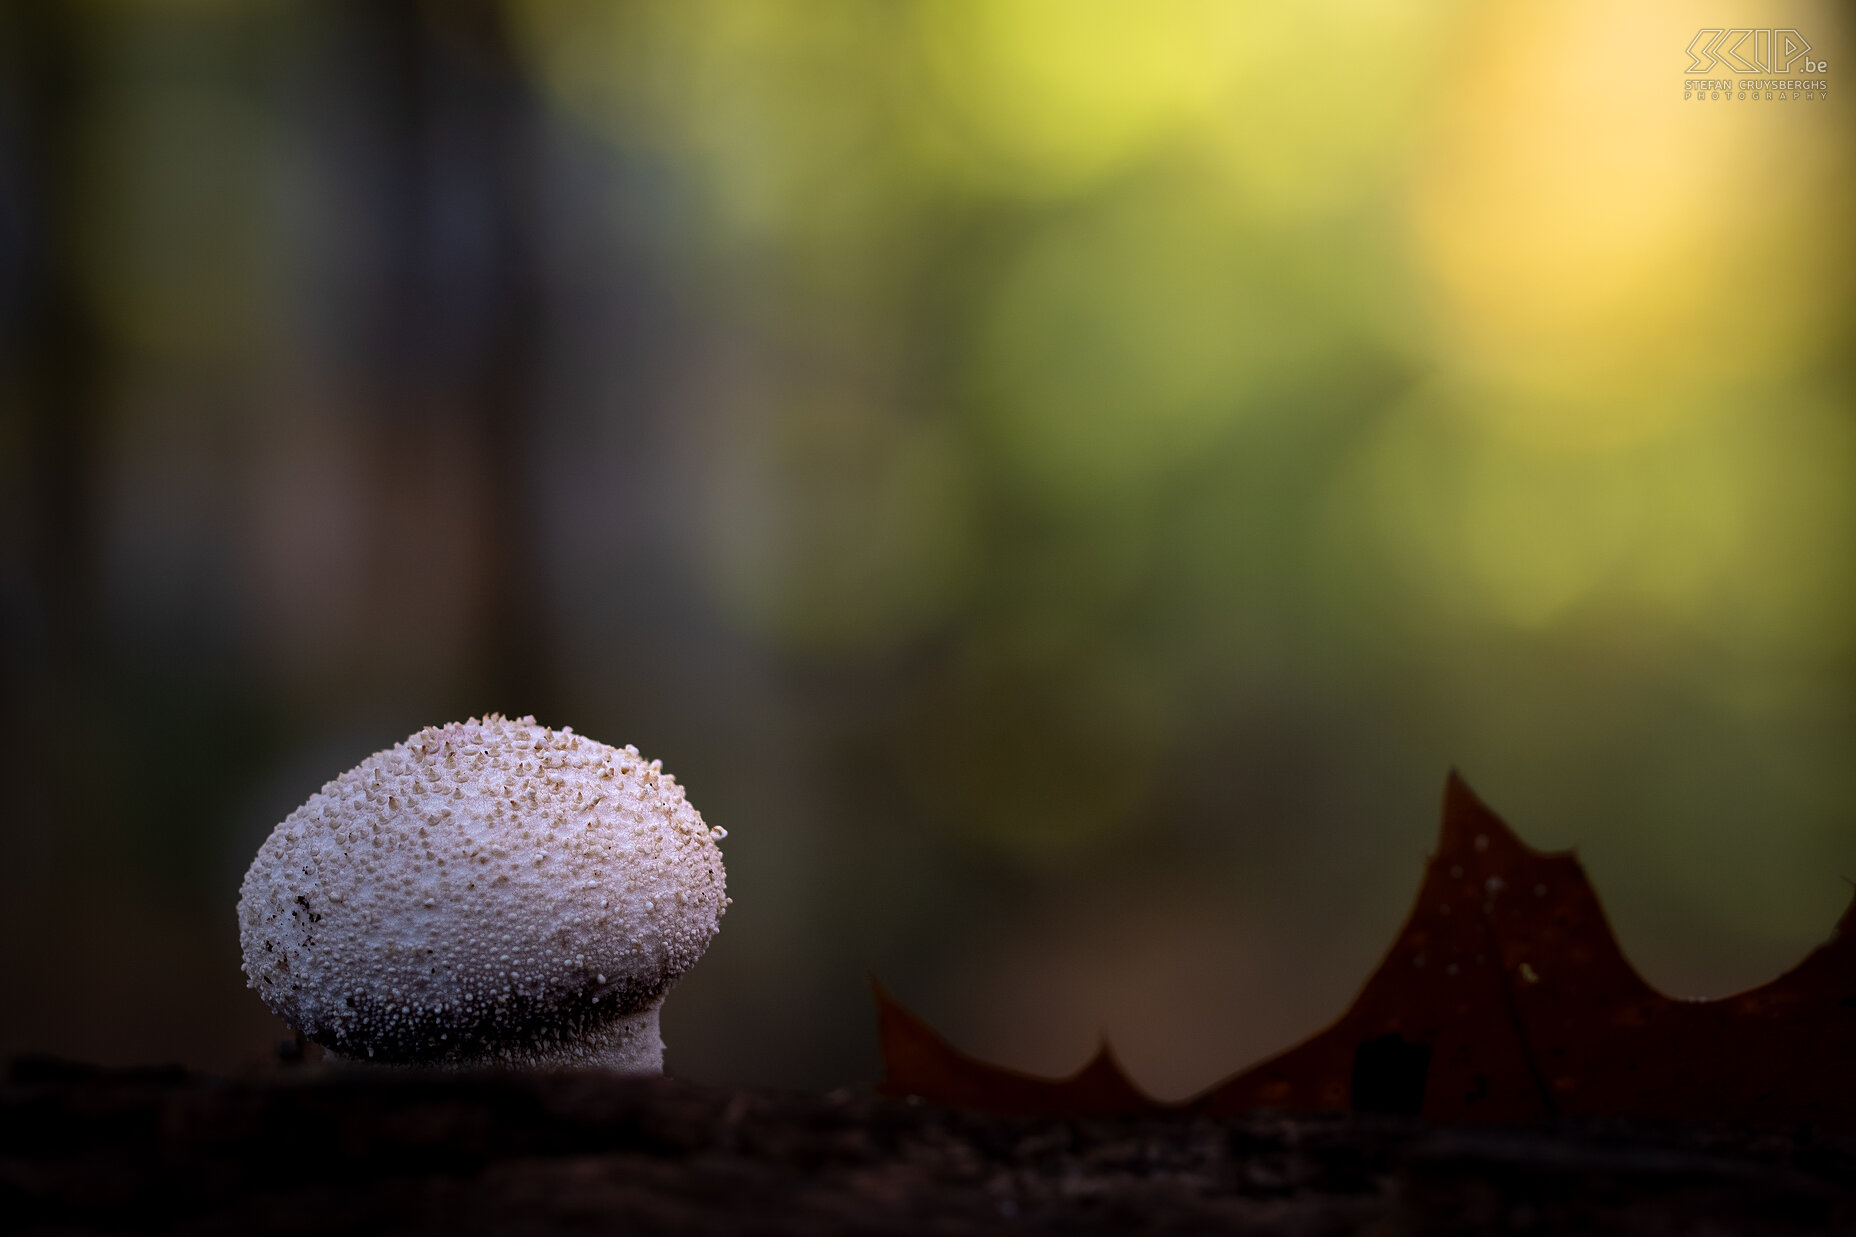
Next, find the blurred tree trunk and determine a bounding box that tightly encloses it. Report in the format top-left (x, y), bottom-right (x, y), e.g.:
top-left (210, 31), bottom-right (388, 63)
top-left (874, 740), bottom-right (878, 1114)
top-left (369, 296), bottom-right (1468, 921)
top-left (1, 0), bottom-right (108, 878)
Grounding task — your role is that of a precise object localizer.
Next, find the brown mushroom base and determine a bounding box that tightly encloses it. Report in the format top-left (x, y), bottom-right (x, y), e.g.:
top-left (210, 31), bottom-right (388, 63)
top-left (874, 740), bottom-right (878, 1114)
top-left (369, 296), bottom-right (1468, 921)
top-left (308, 975), bottom-right (672, 1073)
top-left (324, 1001), bottom-right (665, 1073)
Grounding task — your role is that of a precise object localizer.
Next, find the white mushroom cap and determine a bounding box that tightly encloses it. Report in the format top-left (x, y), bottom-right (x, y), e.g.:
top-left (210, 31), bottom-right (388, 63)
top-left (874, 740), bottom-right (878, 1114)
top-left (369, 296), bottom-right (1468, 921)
top-left (237, 716), bottom-right (728, 1070)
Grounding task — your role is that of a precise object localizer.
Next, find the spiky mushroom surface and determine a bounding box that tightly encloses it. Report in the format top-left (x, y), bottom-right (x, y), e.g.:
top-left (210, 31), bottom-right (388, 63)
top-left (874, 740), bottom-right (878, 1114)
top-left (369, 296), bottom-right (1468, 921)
top-left (237, 716), bottom-right (728, 1071)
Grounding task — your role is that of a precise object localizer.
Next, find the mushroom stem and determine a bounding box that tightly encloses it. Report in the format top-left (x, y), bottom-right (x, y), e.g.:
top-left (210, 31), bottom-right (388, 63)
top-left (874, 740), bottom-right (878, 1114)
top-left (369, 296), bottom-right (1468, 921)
top-left (557, 999), bottom-right (665, 1074)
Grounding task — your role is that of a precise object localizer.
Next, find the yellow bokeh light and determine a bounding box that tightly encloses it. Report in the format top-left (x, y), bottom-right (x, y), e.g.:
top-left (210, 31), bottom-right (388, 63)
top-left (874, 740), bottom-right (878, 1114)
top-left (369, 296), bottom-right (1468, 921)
top-left (915, 0), bottom-right (1238, 193)
top-left (1411, 0), bottom-right (1849, 449)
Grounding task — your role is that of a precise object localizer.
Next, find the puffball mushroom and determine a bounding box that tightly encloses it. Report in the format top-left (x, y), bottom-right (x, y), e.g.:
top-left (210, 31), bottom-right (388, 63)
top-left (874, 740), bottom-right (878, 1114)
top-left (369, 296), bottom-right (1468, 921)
top-left (237, 715), bottom-right (728, 1072)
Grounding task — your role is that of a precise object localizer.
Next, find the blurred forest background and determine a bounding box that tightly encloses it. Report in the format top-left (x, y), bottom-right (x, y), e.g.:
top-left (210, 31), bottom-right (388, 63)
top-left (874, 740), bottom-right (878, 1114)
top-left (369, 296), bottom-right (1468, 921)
top-left (2, 0), bottom-right (1853, 1098)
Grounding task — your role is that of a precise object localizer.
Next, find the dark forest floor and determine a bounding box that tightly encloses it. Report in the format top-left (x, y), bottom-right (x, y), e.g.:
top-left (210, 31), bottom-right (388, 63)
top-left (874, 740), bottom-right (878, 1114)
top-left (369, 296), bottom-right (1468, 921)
top-left (7, 1057), bottom-right (1856, 1235)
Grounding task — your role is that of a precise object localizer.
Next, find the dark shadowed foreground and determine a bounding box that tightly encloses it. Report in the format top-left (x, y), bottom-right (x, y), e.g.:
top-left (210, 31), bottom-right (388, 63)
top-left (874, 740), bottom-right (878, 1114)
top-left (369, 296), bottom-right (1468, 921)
top-left (8, 1059), bottom-right (1856, 1235)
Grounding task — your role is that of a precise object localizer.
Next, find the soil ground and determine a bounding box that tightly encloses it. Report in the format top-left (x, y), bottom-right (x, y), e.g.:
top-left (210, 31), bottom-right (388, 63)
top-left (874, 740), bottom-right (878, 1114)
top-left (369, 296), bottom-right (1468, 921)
top-left (7, 1056), bottom-right (1856, 1234)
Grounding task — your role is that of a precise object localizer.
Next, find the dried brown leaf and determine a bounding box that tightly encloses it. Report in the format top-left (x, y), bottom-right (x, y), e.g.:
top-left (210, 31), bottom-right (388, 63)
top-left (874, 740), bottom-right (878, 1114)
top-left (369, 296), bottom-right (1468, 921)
top-left (876, 773), bottom-right (1856, 1123)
